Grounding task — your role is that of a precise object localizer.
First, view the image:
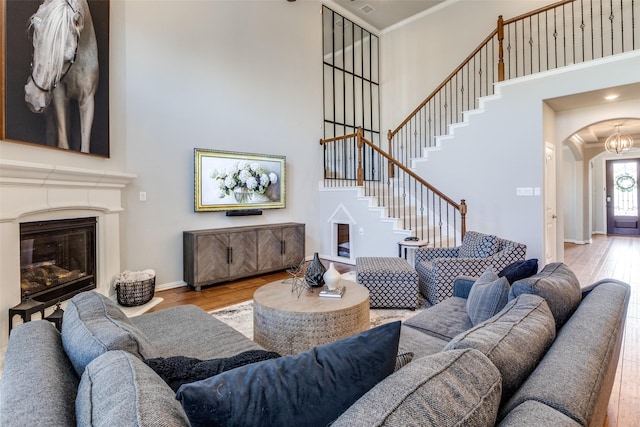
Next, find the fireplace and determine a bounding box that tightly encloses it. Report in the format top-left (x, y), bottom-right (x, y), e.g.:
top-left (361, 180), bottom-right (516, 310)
top-left (20, 217), bottom-right (97, 307)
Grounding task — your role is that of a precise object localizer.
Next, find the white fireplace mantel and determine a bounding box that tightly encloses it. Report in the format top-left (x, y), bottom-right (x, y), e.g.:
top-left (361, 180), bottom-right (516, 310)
top-left (0, 159), bottom-right (136, 346)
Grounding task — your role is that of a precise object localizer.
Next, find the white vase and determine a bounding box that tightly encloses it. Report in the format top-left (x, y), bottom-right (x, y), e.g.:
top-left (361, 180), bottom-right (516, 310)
top-left (323, 262), bottom-right (341, 290)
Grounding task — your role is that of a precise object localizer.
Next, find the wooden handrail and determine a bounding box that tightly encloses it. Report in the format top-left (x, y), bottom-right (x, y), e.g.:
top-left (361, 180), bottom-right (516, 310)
top-left (389, 28), bottom-right (499, 137)
top-left (320, 129), bottom-right (466, 212)
top-left (319, 132), bottom-right (358, 145)
top-left (320, 128), bottom-right (468, 238)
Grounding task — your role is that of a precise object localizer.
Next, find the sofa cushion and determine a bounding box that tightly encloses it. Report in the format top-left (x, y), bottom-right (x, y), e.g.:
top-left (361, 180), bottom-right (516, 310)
top-left (144, 349), bottom-right (281, 392)
top-left (176, 321), bottom-right (401, 427)
top-left (62, 291), bottom-right (157, 375)
top-left (398, 325), bottom-right (449, 359)
top-left (131, 304), bottom-right (263, 359)
top-left (509, 262), bottom-right (581, 328)
top-left (445, 294), bottom-right (556, 402)
top-left (459, 231), bottom-right (499, 258)
top-left (498, 258), bottom-right (538, 283)
top-left (467, 268), bottom-right (510, 326)
top-left (403, 296), bottom-right (473, 341)
top-left (331, 348), bottom-right (502, 427)
top-left (76, 350), bottom-right (190, 427)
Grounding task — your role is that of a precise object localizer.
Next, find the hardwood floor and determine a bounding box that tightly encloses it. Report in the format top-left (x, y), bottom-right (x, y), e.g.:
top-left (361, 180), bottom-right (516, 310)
top-left (152, 235), bottom-right (639, 426)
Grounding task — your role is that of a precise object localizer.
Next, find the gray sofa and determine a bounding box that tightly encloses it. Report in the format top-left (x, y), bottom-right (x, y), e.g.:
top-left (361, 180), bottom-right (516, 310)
top-left (0, 262), bottom-right (630, 426)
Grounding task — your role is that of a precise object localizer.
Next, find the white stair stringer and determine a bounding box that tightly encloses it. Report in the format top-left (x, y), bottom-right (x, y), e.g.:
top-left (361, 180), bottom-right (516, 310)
top-left (415, 92), bottom-right (503, 165)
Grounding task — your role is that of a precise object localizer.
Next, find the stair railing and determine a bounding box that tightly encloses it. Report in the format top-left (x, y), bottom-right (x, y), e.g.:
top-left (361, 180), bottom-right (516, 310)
top-left (388, 0), bottom-right (639, 169)
top-left (320, 128), bottom-right (467, 247)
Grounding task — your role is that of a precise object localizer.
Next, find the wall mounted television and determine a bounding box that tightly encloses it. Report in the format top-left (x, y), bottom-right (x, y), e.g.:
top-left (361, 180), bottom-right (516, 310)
top-left (194, 148), bottom-right (286, 212)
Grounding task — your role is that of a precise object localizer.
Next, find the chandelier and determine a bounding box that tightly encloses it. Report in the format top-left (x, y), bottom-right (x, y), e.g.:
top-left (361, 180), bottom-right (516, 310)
top-left (604, 125), bottom-right (634, 155)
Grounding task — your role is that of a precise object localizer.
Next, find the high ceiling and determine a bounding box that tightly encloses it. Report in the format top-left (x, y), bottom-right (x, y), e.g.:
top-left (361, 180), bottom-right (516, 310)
top-left (332, 0), bottom-right (446, 31)
top-left (328, 0), bottom-right (640, 151)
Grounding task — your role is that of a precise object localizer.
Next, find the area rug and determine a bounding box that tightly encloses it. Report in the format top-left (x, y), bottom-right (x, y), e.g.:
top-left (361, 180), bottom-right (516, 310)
top-left (210, 276), bottom-right (429, 341)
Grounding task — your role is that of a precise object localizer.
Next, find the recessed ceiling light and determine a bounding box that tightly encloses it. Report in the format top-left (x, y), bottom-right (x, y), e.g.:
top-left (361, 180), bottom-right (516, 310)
top-left (605, 94), bottom-right (620, 100)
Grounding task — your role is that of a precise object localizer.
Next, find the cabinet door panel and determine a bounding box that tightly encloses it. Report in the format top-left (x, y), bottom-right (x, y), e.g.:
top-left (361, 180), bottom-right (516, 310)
top-left (283, 225), bottom-right (305, 267)
top-left (257, 229), bottom-right (282, 270)
top-left (229, 231), bottom-right (257, 277)
top-left (195, 234), bottom-right (229, 284)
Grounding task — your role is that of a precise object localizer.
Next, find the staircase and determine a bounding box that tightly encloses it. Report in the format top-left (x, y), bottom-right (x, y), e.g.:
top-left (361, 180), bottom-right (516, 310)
top-left (320, 128), bottom-right (466, 248)
top-left (320, 0), bottom-right (639, 250)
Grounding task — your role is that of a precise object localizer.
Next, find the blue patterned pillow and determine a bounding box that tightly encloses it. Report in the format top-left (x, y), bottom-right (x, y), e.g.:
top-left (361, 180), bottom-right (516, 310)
top-left (176, 321), bottom-right (401, 427)
top-left (459, 232), bottom-right (499, 258)
top-left (467, 268), bottom-right (510, 326)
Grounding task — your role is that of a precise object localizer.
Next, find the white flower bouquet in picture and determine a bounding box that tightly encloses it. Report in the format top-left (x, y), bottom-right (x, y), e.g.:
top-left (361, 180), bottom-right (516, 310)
top-left (211, 161), bottom-right (279, 204)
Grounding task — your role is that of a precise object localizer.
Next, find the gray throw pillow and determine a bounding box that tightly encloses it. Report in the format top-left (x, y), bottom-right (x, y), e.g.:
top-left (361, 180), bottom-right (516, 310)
top-left (446, 294), bottom-right (556, 402)
top-left (459, 232), bottom-right (499, 258)
top-left (509, 262), bottom-right (581, 329)
top-left (76, 350), bottom-right (190, 427)
top-left (467, 268), bottom-right (510, 326)
top-left (62, 291), bottom-right (157, 375)
top-left (332, 348), bottom-right (502, 427)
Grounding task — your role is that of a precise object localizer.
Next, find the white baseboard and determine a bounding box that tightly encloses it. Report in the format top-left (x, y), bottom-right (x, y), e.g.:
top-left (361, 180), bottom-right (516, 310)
top-left (564, 239), bottom-right (593, 245)
top-left (155, 280), bottom-right (187, 292)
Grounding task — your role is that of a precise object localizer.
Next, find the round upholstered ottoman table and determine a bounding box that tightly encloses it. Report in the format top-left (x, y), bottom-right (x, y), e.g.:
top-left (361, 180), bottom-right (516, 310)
top-left (253, 279), bottom-right (370, 355)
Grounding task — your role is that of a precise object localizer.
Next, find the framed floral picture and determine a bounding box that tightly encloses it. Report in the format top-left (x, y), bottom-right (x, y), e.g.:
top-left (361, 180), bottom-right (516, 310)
top-left (194, 149), bottom-right (286, 212)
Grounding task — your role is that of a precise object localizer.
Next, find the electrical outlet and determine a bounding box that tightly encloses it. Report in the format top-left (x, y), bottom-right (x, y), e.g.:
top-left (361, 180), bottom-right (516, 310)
top-left (139, 192), bottom-right (147, 202)
top-left (516, 187), bottom-right (533, 196)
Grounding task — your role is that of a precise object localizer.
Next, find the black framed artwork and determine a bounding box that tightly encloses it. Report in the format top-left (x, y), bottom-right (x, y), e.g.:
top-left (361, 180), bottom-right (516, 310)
top-left (1, 0), bottom-right (110, 157)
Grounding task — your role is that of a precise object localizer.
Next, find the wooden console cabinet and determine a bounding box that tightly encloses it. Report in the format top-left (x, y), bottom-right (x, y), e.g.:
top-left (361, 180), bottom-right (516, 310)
top-left (183, 223), bottom-right (305, 291)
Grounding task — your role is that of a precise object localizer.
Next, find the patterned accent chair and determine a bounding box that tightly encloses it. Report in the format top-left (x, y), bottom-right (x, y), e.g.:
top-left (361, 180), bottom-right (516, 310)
top-left (414, 231), bottom-right (527, 305)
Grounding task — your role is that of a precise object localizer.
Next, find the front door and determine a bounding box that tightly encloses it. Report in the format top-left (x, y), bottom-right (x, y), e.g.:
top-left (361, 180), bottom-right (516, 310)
top-left (606, 159), bottom-right (640, 235)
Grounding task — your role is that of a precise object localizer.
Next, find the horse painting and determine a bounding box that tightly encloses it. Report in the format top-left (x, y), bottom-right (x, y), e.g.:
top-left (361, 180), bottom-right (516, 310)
top-left (24, 0), bottom-right (99, 154)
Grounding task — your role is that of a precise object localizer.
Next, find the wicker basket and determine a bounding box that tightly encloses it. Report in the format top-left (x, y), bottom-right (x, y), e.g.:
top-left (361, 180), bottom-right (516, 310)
top-left (115, 277), bottom-right (155, 307)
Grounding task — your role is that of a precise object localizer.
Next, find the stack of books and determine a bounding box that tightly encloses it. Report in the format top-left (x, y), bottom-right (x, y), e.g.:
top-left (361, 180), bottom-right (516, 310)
top-left (319, 285), bottom-right (346, 298)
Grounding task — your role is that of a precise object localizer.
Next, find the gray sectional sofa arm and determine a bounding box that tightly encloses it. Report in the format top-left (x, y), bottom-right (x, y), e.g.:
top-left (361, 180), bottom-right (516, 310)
top-left (0, 321), bottom-right (79, 425)
top-left (498, 279), bottom-right (631, 427)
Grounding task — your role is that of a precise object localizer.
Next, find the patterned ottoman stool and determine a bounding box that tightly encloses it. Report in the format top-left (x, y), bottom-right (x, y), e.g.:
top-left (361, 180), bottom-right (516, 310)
top-left (355, 257), bottom-right (419, 309)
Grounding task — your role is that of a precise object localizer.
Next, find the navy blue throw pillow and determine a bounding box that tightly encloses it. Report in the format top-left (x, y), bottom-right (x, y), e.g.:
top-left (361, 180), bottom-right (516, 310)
top-left (145, 350), bottom-right (280, 392)
top-left (498, 259), bottom-right (538, 284)
top-left (176, 321), bottom-right (401, 427)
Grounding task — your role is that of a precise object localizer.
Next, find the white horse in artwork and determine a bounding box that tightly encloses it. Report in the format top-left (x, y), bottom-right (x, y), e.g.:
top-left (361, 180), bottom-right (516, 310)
top-left (24, 0), bottom-right (99, 153)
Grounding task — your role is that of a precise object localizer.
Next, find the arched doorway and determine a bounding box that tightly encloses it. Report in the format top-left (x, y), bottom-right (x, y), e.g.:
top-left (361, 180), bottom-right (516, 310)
top-left (562, 118), bottom-right (640, 242)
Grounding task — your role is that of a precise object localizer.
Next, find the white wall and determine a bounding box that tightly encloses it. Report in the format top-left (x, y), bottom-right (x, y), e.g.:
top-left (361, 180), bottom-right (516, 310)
top-left (0, 1), bottom-right (326, 289)
top-left (120, 1), bottom-right (324, 287)
top-left (379, 0), bottom-right (552, 132)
